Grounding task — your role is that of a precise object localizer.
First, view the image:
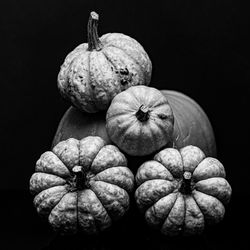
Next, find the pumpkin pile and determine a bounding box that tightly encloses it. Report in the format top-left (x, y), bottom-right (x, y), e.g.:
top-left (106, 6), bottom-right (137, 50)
top-left (29, 11), bottom-right (231, 236)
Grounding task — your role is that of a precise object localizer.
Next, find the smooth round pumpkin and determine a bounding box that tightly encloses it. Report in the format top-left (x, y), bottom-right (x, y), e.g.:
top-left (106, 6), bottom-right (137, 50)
top-left (29, 136), bottom-right (134, 234)
top-left (135, 145), bottom-right (232, 236)
top-left (106, 86), bottom-right (175, 156)
top-left (163, 90), bottom-right (216, 157)
top-left (52, 106), bottom-right (111, 148)
top-left (58, 11), bottom-right (152, 113)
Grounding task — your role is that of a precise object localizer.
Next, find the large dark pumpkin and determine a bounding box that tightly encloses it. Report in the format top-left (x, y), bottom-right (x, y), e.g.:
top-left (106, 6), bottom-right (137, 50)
top-left (163, 90), bottom-right (216, 157)
top-left (53, 89), bottom-right (216, 159)
top-left (52, 106), bottom-right (111, 148)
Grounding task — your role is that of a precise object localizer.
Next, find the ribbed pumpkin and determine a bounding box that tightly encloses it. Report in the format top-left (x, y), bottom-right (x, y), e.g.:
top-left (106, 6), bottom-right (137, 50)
top-left (29, 136), bottom-right (134, 234)
top-left (106, 86), bottom-right (175, 156)
top-left (58, 11), bottom-right (152, 113)
top-left (135, 145), bottom-right (232, 236)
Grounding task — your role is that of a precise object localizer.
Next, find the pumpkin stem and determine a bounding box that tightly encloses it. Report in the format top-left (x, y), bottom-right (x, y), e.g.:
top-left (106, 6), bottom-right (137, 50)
top-left (180, 171), bottom-right (192, 194)
top-left (136, 105), bottom-right (150, 122)
top-left (72, 166), bottom-right (87, 190)
top-left (87, 11), bottom-right (103, 51)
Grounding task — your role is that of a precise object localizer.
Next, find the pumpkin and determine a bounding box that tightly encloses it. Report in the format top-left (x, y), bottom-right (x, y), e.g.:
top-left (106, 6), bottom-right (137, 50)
top-left (106, 86), bottom-right (174, 156)
top-left (162, 90), bottom-right (216, 158)
top-left (135, 145), bottom-right (232, 236)
top-left (29, 136), bottom-right (134, 234)
top-left (106, 85), bottom-right (216, 157)
top-left (52, 106), bottom-right (111, 148)
top-left (58, 11), bottom-right (152, 113)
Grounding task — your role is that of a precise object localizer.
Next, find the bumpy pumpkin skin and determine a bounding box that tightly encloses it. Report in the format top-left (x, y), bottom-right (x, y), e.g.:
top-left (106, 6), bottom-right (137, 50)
top-left (52, 106), bottom-right (111, 148)
top-left (58, 12), bottom-right (152, 113)
top-left (106, 86), bottom-right (174, 156)
top-left (30, 136), bottom-right (134, 235)
top-left (135, 145), bottom-right (232, 236)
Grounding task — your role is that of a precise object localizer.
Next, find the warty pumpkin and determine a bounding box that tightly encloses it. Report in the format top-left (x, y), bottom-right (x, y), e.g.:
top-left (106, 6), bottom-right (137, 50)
top-left (106, 85), bottom-right (216, 157)
top-left (135, 145), bottom-right (232, 236)
top-left (58, 11), bottom-right (152, 113)
top-left (29, 136), bottom-right (134, 234)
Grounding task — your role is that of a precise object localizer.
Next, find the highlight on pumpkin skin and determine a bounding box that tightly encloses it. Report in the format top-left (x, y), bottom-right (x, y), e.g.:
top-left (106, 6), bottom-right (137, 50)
top-left (57, 11), bottom-right (152, 113)
top-left (134, 145), bottom-right (232, 236)
top-left (29, 136), bottom-right (135, 235)
top-left (106, 85), bottom-right (175, 156)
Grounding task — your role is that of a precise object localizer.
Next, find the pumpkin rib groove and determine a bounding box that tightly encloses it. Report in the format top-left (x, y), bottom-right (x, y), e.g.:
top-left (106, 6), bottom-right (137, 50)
top-left (115, 118), bottom-right (138, 151)
top-left (106, 44), bottom-right (145, 78)
top-left (160, 193), bottom-right (179, 229)
top-left (148, 124), bottom-right (158, 156)
top-left (78, 189), bottom-right (110, 233)
top-left (101, 49), bottom-right (121, 78)
top-left (148, 192), bottom-right (179, 230)
top-left (91, 189), bottom-right (111, 230)
top-left (153, 119), bottom-right (173, 146)
top-left (161, 192), bottom-right (184, 234)
top-left (34, 185), bottom-right (70, 214)
top-left (91, 180), bottom-right (128, 219)
top-left (106, 112), bottom-right (133, 124)
top-left (95, 166), bottom-right (133, 187)
top-left (87, 51), bottom-right (98, 112)
top-left (191, 190), bottom-right (213, 219)
top-left (182, 194), bottom-right (187, 234)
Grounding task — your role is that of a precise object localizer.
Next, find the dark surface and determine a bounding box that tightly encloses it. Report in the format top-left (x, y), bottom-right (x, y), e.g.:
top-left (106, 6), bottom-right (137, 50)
top-left (1, 0), bottom-right (249, 249)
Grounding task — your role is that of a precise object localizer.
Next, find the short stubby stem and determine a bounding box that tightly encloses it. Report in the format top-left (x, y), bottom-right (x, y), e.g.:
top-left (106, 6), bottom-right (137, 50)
top-left (136, 105), bottom-right (150, 122)
top-left (72, 166), bottom-right (88, 190)
top-left (180, 171), bottom-right (193, 194)
top-left (87, 11), bottom-right (103, 51)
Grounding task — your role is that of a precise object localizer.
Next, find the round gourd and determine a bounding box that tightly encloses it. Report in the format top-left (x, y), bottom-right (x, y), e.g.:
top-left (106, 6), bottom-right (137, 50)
top-left (106, 86), bottom-right (175, 156)
top-left (52, 106), bottom-right (111, 148)
top-left (29, 136), bottom-right (134, 234)
top-left (58, 11), bottom-right (152, 113)
top-left (135, 145), bottom-right (232, 236)
top-left (106, 86), bottom-right (216, 157)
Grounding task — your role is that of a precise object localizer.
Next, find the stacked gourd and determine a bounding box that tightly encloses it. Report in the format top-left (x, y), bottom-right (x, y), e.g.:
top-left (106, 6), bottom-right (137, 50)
top-left (29, 12), bottom-right (232, 236)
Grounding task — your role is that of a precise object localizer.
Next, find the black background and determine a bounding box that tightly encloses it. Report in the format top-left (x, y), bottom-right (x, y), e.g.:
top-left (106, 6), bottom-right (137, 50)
top-left (1, 0), bottom-right (249, 249)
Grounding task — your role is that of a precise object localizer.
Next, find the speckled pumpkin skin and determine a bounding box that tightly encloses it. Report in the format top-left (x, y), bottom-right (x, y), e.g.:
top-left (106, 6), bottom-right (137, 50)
top-left (106, 86), bottom-right (174, 156)
top-left (58, 32), bottom-right (152, 113)
top-left (135, 145), bottom-right (232, 236)
top-left (29, 136), bottom-right (134, 235)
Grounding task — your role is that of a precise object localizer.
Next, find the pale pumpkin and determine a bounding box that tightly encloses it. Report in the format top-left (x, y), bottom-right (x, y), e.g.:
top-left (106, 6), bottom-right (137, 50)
top-left (58, 11), bottom-right (152, 113)
top-left (106, 86), bottom-right (175, 156)
top-left (135, 145), bottom-right (232, 236)
top-left (30, 136), bottom-right (134, 234)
